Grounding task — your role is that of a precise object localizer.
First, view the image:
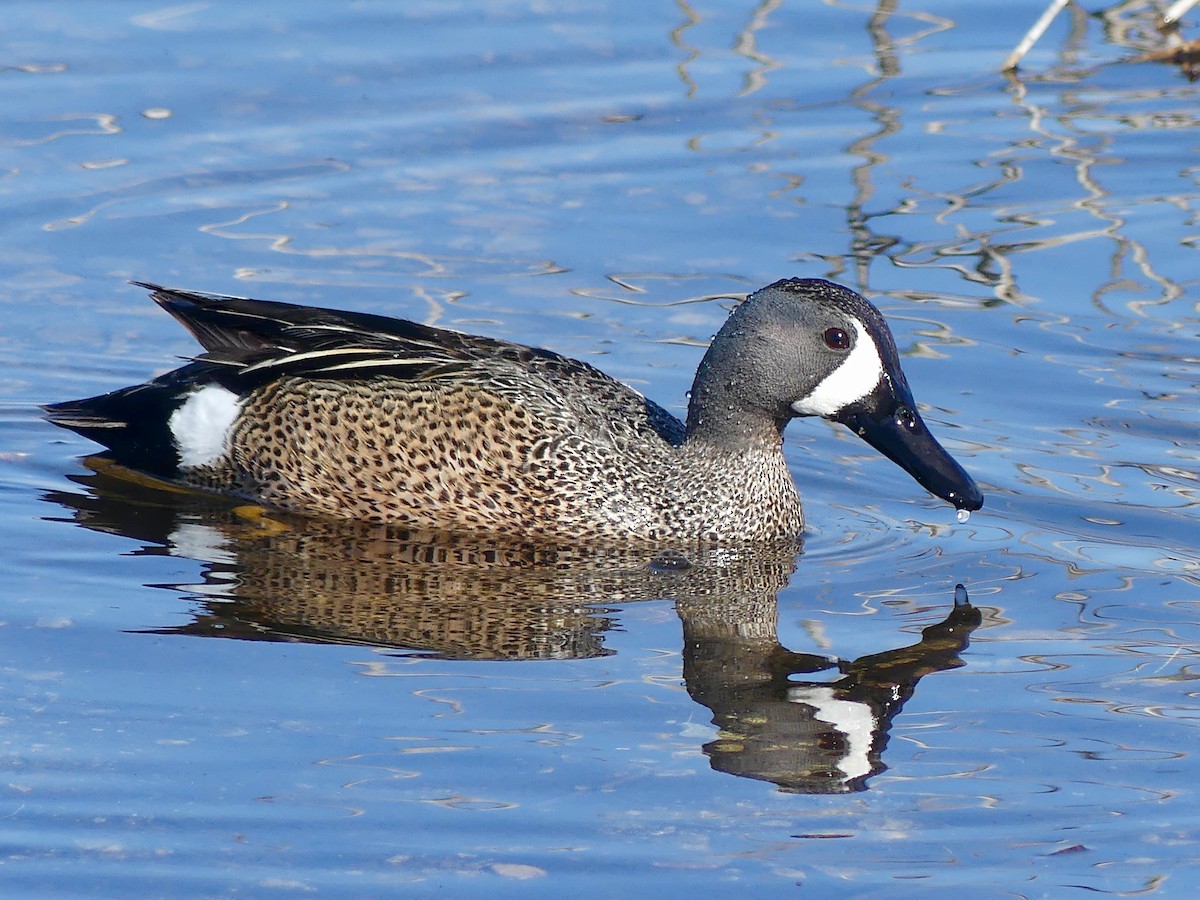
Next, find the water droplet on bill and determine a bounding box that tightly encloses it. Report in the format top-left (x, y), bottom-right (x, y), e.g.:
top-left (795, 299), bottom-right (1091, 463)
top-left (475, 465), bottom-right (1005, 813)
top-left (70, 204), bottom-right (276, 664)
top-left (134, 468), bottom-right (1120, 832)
top-left (957, 508), bottom-right (971, 524)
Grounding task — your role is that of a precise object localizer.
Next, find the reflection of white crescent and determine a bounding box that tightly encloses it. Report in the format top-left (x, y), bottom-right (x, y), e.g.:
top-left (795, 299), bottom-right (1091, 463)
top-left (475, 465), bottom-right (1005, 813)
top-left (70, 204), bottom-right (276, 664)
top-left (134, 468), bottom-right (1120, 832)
top-left (786, 684), bottom-right (877, 781)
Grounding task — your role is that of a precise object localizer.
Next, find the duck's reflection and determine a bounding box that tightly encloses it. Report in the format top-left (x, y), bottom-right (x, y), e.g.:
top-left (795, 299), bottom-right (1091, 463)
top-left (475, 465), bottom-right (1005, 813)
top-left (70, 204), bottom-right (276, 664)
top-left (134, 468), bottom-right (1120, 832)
top-left (680, 585), bottom-right (978, 793)
top-left (46, 460), bottom-right (980, 794)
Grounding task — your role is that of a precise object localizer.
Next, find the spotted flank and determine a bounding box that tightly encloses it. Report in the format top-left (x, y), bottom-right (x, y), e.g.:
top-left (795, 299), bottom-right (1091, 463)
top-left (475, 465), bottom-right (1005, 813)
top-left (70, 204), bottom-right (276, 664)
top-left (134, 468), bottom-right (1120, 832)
top-left (44, 278), bottom-right (983, 541)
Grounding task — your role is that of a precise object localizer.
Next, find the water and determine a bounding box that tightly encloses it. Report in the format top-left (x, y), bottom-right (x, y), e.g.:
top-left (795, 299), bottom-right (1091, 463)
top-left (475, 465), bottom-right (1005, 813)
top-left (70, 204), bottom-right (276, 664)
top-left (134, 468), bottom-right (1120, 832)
top-left (4, 0), bottom-right (1200, 895)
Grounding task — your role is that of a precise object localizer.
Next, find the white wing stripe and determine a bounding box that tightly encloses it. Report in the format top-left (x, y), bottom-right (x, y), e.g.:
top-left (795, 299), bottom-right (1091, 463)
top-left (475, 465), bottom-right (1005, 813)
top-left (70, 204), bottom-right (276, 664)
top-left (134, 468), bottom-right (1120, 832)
top-left (240, 347), bottom-right (384, 374)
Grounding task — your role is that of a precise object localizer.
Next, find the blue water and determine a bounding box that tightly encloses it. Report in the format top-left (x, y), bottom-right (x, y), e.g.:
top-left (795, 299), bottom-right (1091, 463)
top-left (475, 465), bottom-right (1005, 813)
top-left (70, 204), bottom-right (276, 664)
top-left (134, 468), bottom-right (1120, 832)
top-left (4, 0), bottom-right (1200, 896)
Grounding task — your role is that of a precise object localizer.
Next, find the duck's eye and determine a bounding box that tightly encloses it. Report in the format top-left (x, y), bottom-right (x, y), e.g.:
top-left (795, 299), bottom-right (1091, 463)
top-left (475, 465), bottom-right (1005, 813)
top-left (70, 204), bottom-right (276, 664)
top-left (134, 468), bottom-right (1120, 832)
top-left (823, 327), bottom-right (850, 351)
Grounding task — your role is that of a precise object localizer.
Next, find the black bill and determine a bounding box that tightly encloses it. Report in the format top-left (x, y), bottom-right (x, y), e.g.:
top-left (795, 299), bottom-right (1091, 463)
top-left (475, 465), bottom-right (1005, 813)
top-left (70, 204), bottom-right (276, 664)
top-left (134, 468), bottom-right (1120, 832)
top-left (836, 379), bottom-right (983, 513)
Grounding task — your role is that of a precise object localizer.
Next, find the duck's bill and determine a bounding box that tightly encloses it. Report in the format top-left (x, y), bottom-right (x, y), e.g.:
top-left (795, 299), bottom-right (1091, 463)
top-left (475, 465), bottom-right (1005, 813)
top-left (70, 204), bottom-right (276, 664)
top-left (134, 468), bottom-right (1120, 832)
top-left (835, 382), bottom-right (983, 512)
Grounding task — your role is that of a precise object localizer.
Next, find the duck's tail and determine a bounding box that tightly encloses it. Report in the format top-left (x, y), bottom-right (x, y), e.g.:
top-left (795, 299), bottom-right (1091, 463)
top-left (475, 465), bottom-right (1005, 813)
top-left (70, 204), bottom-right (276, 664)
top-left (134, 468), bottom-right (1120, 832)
top-left (43, 365), bottom-right (217, 477)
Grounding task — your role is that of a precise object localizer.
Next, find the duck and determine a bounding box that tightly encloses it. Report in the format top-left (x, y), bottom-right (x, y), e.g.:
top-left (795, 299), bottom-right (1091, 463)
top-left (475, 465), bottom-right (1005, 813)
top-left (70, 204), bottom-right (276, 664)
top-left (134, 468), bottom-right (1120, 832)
top-left (44, 278), bottom-right (982, 542)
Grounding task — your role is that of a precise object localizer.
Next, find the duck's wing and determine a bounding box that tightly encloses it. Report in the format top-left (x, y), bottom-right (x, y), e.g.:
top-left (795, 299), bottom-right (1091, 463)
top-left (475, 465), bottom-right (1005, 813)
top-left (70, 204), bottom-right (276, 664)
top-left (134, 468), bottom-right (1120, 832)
top-left (134, 283), bottom-right (688, 447)
top-left (137, 282), bottom-right (491, 377)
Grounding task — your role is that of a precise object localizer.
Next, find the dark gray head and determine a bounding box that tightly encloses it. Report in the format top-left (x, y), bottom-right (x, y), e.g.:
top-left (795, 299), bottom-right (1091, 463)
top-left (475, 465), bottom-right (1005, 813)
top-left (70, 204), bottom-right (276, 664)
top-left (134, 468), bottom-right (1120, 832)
top-left (687, 278), bottom-right (982, 512)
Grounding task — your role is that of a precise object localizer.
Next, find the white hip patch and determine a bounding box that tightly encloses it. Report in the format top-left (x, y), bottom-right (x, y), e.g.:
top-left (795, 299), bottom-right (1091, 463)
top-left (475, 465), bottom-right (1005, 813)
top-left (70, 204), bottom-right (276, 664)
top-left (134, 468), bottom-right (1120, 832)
top-left (790, 320), bottom-right (883, 417)
top-left (169, 385), bottom-right (241, 467)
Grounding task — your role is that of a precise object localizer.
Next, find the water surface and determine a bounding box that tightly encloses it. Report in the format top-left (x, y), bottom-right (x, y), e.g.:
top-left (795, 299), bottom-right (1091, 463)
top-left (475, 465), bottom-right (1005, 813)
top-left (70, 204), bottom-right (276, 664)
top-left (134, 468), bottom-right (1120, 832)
top-left (4, 1), bottom-right (1200, 896)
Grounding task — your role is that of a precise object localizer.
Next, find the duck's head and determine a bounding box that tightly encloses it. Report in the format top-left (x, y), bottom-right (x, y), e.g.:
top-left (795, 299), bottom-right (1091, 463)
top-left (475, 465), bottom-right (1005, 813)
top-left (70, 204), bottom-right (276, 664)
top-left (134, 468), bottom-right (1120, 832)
top-left (687, 277), bottom-right (983, 514)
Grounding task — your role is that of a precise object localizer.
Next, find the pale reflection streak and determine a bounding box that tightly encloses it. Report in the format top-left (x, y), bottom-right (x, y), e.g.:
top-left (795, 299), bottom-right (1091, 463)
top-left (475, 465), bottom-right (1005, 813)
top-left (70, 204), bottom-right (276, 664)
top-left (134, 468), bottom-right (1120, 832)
top-left (0, 63), bottom-right (67, 74)
top-left (129, 3), bottom-right (210, 30)
top-left (835, 2), bottom-right (959, 286)
top-left (733, 0), bottom-right (783, 97)
top-left (38, 158), bottom-right (348, 236)
top-left (38, 151), bottom-right (565, 288)
top-left (1003, 79), bottom-right (1190, 319)
top-left (851, 58), bottom-right (1034, 302)
top-left (571, 271), bottom-right (756, 306)
top-left (672, 2), bottom-right (702, 98)
top-left (895, 155), bottom-right (1027, 300)
top-left (843, 3), bottom-right (903, 287)
top-left (828, 3), bottom-right (1200, 320)
top-left (43, 197), bottom-right (129, 232)
top-left (675, 1), bottom-right (963, 288)
top-left (8, 112), bottom-right (120, 147)
top-left (198, 200), bottom-right (566, 289)
top-left (1001, 9), bottom-right (1200, 313)
top-left (671, 0), bottom-right (783, 98)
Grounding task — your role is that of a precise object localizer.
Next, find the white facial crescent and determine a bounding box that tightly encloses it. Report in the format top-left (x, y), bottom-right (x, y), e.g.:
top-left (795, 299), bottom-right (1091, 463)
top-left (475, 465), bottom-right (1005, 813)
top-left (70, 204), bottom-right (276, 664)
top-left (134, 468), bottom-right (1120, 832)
top-left (790, 320), bottom-right (883, 417)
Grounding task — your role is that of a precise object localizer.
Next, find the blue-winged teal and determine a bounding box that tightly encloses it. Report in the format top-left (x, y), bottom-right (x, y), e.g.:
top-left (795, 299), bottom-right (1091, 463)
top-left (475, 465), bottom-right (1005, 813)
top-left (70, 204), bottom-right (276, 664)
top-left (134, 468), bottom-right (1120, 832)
top-left (45, 278), bottom-right (982, 542)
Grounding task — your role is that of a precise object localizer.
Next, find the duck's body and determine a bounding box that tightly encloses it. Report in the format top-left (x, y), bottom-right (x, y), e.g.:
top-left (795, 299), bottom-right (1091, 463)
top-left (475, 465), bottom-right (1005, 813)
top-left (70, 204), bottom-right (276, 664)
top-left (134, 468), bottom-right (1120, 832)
top-left (46, 279), bottom-right (981, 542)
